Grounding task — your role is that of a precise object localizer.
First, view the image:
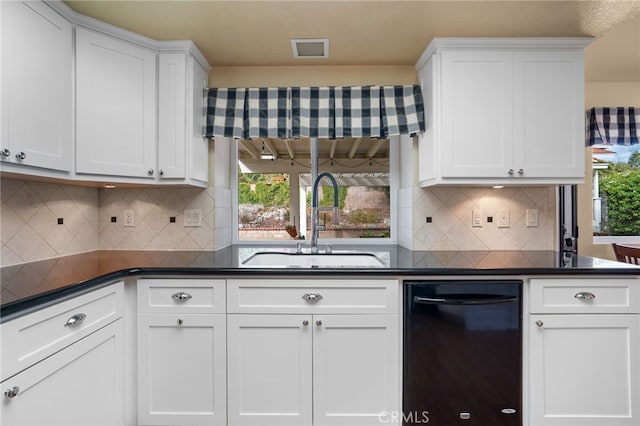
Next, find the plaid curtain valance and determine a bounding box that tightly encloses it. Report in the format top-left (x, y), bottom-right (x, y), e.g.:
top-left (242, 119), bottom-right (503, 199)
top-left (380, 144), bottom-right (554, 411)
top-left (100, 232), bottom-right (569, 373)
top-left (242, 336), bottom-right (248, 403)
top-left (205, 85), bottom-right (425, 139)
top-left (586, 107), bottom-right (639, 146)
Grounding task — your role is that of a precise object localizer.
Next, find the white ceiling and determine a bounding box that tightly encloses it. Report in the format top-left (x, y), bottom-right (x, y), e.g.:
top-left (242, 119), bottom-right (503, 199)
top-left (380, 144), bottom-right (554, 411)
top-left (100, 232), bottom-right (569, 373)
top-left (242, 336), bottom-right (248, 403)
top-left (64, 1), bottom-right (640, 82)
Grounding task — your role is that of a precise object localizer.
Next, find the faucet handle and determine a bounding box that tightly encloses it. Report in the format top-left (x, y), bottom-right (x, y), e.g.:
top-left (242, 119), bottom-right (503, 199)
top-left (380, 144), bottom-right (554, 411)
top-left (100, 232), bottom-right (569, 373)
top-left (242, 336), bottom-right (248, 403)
top-left (324, 245), bottom-right (332, 254)
top-left (296, 242), bottom-right (304, 254)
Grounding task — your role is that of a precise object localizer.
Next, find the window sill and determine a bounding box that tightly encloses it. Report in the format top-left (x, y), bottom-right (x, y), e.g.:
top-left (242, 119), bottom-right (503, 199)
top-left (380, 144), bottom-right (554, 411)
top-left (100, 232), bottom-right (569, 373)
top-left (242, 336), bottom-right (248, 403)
top-left (594, 236), bottom-right (640, 244)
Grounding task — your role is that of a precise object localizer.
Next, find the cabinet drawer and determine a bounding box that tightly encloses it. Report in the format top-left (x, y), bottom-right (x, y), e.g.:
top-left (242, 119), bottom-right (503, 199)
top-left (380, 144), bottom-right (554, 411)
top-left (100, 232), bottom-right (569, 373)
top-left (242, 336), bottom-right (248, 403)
top-left (1, 282), bottom-right (124, 381)
top-left (137, 279), bottom-right (226, 313)
top-left (227, 279), bottom-right (398, 314)
top-left (529, 278), bottom-right (640, 314)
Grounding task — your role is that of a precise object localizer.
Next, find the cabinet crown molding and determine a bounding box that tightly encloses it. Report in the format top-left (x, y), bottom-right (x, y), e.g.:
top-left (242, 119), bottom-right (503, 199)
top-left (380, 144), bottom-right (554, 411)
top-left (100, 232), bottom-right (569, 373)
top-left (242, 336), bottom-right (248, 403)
top-left (416, 37), bottom-right (593, 71)
top-left (45, 0), bottom-right (210, 71)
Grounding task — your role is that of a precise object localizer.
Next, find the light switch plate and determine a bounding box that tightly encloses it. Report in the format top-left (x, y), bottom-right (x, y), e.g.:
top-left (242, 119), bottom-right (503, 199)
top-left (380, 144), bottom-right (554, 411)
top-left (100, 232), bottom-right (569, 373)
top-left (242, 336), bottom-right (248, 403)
top-left (184, 209), bottom-right (202, 227)
top-left (472, 210), bottom-right (483, 227)
top-left (497, 209), bottom-right (510, 228)
top-left (123, 209), bottom-right (135, 227)
top-left (526, 209), bottom-right (539, 227)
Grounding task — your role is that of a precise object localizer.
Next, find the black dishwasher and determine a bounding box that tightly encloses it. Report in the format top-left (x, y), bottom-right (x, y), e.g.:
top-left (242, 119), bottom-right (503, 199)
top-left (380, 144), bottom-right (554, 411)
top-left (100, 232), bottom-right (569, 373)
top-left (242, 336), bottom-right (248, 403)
top-left (403, 280), bottom-right (522, 426)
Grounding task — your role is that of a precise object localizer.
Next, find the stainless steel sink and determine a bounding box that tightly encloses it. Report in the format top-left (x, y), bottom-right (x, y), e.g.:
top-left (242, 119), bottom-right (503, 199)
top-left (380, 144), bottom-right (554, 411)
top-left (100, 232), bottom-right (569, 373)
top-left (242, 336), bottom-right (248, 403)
top-left (241, 251), bottom-right (386, 268)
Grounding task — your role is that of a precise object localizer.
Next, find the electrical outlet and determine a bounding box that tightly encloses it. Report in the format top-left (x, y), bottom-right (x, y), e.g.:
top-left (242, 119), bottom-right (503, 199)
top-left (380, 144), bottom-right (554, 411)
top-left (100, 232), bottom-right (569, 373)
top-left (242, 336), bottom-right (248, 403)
top-left (123, 209), bottom-right (135, 227)
top-left (497, 209), bottom-right (510, 228)
top-left (472, 210), bottom-right (483, 227)
top-left (526, 209), bottom-right (539, 227)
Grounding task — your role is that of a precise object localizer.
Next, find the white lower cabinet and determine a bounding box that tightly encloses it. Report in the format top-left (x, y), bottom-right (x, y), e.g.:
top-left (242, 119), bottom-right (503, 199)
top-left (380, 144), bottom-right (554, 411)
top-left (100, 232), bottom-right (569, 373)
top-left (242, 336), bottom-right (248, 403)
top-left (528, 278), bottom-right (640, 426)
top-left (0, 319), bottom-right (125, 426)
top-left (227, 314), bottom-right (398, 426)
top-left (312, 315), bottom-right (399, 426)
top-left (137, 313), bottom-right (226, 426)
top-left (529, 314), bottom-right (639, 425)
top-left (227, 314), bottom-right (313, 426)
top-left (137, 279), bottom-right (227, 426)
top-left (226, 279), bottom-right (400, 426)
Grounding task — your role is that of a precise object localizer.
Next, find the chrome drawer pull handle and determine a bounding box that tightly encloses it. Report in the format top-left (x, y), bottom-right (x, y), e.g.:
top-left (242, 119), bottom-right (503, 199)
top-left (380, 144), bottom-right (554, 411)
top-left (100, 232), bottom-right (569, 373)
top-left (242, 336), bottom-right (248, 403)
top-left (302, 293), bottom-right (323, 303)
top-left (575, 292), bottom-right (596, 300)
top-left (4, 386), bottom-right (19, 399)
top-left (172, 292), bottom-right (192, 302)
top-left (0, 149), bottom-right (10, 157)
top-left (64, 313), bottom-right (86, 327)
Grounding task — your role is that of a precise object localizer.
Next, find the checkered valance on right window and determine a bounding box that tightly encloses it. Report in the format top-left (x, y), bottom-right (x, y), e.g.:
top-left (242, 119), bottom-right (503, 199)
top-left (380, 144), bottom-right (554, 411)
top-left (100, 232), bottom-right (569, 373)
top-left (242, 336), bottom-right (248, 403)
top-left (586, 107), bottom-right (640, 145)
top-left (205, 85), bottom-right (425, 140)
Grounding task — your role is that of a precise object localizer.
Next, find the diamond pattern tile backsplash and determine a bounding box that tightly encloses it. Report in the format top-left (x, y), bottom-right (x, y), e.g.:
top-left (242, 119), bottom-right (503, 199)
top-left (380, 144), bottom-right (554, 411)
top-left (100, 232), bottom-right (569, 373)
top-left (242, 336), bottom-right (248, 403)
top-left (1, 178), bottom-right (225, 267)
top-left (1, 177), bottom-right (555, 267)
top-left (99, 186), bottom-right (216, 251)
top-left (1, 179), bottom-right (100, 266)
top-left (412, 186), bottom-right (556, 251)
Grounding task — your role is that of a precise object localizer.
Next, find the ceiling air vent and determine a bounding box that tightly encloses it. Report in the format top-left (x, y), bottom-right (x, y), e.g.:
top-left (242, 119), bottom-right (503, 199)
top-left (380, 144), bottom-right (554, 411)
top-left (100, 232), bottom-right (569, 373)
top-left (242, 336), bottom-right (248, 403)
top-left (291, 39), bottom-right (329, 59)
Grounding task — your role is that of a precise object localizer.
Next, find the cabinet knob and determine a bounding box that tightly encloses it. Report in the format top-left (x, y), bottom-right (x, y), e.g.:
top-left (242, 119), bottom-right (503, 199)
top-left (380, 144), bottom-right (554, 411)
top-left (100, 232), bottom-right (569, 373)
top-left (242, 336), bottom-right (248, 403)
top-left (0, 149), bottom-right (10, 157)
top-left (316, 320), bottom-right (322, 326)
top-left (64, 313), bottom-right (86, 328)
top-left (574, 292), bottom-right (596, 300)
top-left (302, 293), bottom-right (323, 303)
top-left (172, 291), bottom-right (192, 302)
top-left (518, 169), bottom-right (524, 175)
top-left (148, 168), bottom-right (154, 176)
top-left (303, 320), bottom-right (309, 326)
top-left (159, 169), bottom-right (164, 176)
top-left (535, 320), bottom-right (544, 328)
top-left (508, 169), bottom-right (514, 176)
top-left (177, 318), bottom-right (184, 325)
top-left (4, 387), bottom-right (19, 399)
top-left (15, 151), bottom-right (26, 160)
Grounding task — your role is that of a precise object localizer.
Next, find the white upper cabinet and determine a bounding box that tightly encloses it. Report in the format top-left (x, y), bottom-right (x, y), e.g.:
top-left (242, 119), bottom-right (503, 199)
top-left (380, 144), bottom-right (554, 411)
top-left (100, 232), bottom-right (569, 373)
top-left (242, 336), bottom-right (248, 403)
top-left (513, 50), bottom-right (585, 178)
top-left (440, 50), bottom-right (514, 178)
top-left (158, 53), bottom-right (187, 180)
top-left (1, 1), bottom-right (72, 173)
top-left (157, 52), bottom-right (209, 186)
top-left (75, 27), bottom-right (157, 179)
top-left (1, 0), bottom-right (210, 187)
top-left (188, 57), bottom-right (210, 184)
top-left (416, 38), bottom-right (590, 187)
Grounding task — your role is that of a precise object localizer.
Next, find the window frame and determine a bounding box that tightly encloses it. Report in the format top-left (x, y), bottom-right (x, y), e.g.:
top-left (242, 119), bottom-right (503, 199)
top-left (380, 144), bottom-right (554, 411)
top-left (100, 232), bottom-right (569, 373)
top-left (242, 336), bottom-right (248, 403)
top-left (231, 137), bottom-right (399, 246)
top-left (590, 144), bottom-right (640, 245)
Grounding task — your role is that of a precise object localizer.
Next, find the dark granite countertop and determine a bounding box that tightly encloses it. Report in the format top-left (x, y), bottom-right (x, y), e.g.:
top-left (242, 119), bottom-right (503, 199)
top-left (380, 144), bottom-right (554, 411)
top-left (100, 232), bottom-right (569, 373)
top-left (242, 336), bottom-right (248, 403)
top-left (2, 246), bottom-right (638, 322)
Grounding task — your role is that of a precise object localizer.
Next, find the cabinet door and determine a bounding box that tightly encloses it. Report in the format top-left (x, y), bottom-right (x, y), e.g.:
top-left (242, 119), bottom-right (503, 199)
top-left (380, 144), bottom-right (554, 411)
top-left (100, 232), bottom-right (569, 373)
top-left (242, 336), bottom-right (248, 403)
top-left (76, 28), bottom-right (156, 178)
top-left (158, 53), bottom-right (187, 179)
top-left (1, 1), bottom-right (72, 172)
top-left (529, 315), bottom-right (639, 425)
top-left (138, 314), bottom-right (226, 426)
top-left (227, 314), bottom-right (313, 426)
top-left (313, 315), bottom-right (399, 426)
top-left (0, 320), bottom-right (124, 426)
top-left (187, 57), bottom-right (209, 184)
top-left (514, 51), bottom-right (585, 178)
top-left (440, 50), bottom-right (514, 178)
